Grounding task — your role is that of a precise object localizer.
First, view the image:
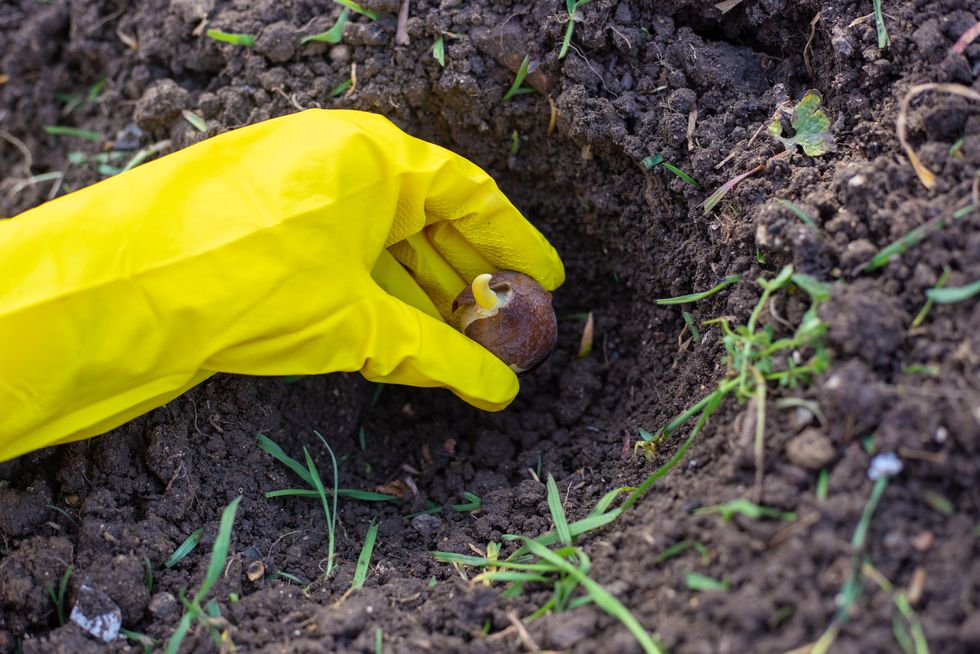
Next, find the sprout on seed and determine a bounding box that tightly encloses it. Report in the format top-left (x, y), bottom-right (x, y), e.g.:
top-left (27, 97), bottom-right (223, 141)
top-left (452, 271), bottom-right (557, 372)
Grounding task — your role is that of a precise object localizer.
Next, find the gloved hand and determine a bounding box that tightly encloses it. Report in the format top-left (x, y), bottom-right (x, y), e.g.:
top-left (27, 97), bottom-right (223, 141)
top-left (0, 110), bottom-right (564, 462)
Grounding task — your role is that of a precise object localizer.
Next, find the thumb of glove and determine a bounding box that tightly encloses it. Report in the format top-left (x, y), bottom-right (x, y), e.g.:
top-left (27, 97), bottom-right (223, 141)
top-left (358, 288), bottom-right (520, 411)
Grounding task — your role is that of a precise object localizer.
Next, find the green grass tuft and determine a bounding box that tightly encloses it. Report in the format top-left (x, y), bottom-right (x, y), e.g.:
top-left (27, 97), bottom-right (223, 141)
top-left (47, 565), bottom-right (73, 626)
top-left (501, 55), bottom-right (536, 102)
top-left (559, 1), bottom-right (593, 59)
top-left (166, 496), bottom-right (242, 654)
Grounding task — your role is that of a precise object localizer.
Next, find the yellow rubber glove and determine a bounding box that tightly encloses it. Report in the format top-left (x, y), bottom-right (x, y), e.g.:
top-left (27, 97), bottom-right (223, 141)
top-left (0, 110), bottom-right (564, 462)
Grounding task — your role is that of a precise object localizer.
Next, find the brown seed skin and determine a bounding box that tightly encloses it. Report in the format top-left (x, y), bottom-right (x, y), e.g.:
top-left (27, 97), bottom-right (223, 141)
top-left (451, 271), bottom-right (557, 372)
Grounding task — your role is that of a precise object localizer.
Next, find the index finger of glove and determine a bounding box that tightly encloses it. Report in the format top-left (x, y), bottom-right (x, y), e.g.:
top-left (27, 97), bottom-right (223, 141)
top-left (360, 291), bottom-right (520, 411)
top-left (345, 112), bottom-right (564, 291)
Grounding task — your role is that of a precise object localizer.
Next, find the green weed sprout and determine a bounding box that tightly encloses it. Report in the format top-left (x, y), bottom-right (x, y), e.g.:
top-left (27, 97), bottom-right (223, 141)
top-left (706, 91), bottom-right (832, 213)
top-left (865, 203), bottom-right (975, 271)
top-left (502, 55), bottom-right (535, 102)
top-left (693, 498), bottom-right (797, 522)
top-left (643, 153), bottom-right (699, 187)
top-left (778, 199), bottom-right (819, 231)
top-left (44, 125), bottom-right (101, 142)
top-left (47, 565), bottom-right (73, 626)
top-left (654, 540), bottom-right (710, 565)
top-left (352, 519), bottom-right (379, 590)
top-left (434, 477), bottom-right (662, 654)
top-left (655, 275), bottom-right (742, 305)
top-left (802, 454), bottom-right (912, 653)
top-left (258, 433), bottom-right (401, 581)
top-left (181, 110), bottom-right (208, 132)
top-left (206, 29), bottom-right (256, 47)
top-left (559, 0), bottom-right (593, 59)
top-left (768, 90), bottom-right (834, 156)
top-left (258, 434), bottom-right (398, 503)
top-left (926, 278), bottom-right (980, 304)
top-left (56, 78), bottom-right (106, 116)
top-left (684, 572), bottom-right (729, 592)
top-left (648, 265), bottom-right (831, 499)
top-left (873, 0), bottom-right (890, 48)
top-left (165, 527), bottom-right (204, 568)
top-left (166, 496), bottom-right (242, 654)
top-left (432, 36), bottom-right (446, 67)
top-left (911, 267), bottom-right (950, 327)
top-left (334, 0), bottom-right (377, 20)
top-left (302, 7), bottom-right (350, 44)
top-left (121, 628), bottom-right (156, 653)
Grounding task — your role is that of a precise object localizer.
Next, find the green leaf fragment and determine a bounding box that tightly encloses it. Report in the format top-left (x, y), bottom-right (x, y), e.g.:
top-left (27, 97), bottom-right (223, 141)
top-left (926, 278), bottom-right (980, 304)
top-left (769, 90), bottom-right (834, 156)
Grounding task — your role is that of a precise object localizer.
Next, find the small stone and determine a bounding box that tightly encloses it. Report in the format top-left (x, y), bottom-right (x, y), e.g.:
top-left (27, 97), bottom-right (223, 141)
top-left (785, 429), bottom-right (836, 470)
top-left (329, 45), bottom-right (351, 62)
top-left (910, 531), bottom-right (934, 552)
top-left (148, 592), bottom-right (178, 620)
top-left (69, 585), bottom-right (122, 642)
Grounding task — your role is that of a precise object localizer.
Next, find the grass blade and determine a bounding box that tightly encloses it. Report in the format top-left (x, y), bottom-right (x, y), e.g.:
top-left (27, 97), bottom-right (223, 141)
top-left (643, 153), bottom-right (698, 186)
top-left (304, 447), bottom-right (336, 577)
top-left (44, 125), bottom-right (101, 142)
top-left (265, 488), bottom-right (400, 502)
top-left (351, 519), bottom-right (379, 590)
top-left (587, 487), bottom-right (634, 518)
top-left (432, 35), bottom-right (446, 66)
top-left (521, 538), bottom-right (664, 654)
top-left (334, 0), bottom-right (378, 20)
top-left (165, 528), bottom-right (204, 568)
top-left (257, 434), bottom-right (315, 486)
top-left (502, 55), bottom-right (533, 102)
top-left (702, 162), bottom-right (764, 213)
top-left (165, 613), bottom-right (195, 654)
top-left (181, 110), bottom-right (207, 132)
top-left (685, 572), bottom-right (729, 592)
top-left (654, 540), bottom-right (710, 565)
top-left (693, 498), bottom-right (797, 522)
top-left (926, 278), bottom-right (980, 304)
top-left (194, 495), bottom-right (242, 604)
top-left (206, 29), bottom-right (256, 46)
top-left (911, 267), bottom-right (950, 327)
top-left (778, 199), bottom-right (819, 230)
top-left (655, 275), bottom-right (742, 305)
top-left (301, 7), bottom-right (350, 44)
top-left (873, 0), bottom-right (890, 48)
top-left (546, 474), bottom-right (573, 546)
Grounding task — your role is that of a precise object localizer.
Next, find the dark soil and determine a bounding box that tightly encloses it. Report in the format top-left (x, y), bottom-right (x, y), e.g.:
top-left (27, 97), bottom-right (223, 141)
top-left (2, 0), bottom-right (979, 652)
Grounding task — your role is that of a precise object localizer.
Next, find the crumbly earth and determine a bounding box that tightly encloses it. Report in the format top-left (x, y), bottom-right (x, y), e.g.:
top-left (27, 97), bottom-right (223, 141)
top-left (2, 1), bottom-right (979, 652)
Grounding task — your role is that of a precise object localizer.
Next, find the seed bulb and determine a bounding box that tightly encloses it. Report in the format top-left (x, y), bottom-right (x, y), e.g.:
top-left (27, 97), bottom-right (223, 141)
top-left (451, 271), bottom-right (557, 372)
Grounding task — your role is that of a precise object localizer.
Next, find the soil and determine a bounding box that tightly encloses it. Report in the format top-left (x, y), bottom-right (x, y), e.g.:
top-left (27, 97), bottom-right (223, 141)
top-left (2, 0), bottom-right (979, 653)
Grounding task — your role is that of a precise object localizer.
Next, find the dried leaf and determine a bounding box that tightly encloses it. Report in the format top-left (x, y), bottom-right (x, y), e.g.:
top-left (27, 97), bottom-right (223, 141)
top-left (374, 479), bottom-right (410, 500)
top-left (897, 83), bottom-right (980, 189)
top-left (768, 89), bottom-right (835, 156)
